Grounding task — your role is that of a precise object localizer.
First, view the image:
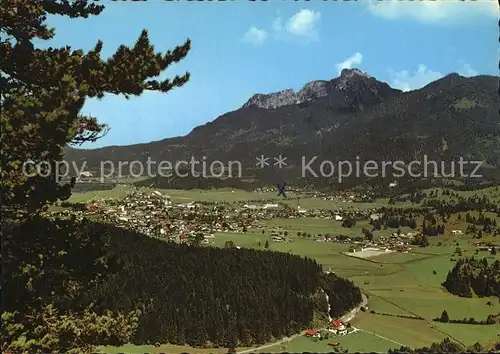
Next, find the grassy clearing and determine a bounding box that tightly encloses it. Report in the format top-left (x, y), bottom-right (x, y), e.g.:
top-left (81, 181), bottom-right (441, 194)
top-left (213, 229), bottom-right (402, 278)
top-left (263, 217), bottom-right (373, 237)
top-left (164, 188), bottom-right (278, 202)
top-left (77, 187), bottom-right (500, 352)
top-left (98, 344), bottom-right (250, 354)
top-left (433, 322), bottom-right (500, 349)
top-left (68, 186), bottom-right (274, 203)
top-left (66, 185), bottom-right (397, 210)
top-left (261, 331), bottom-right (397, 353)
top-left (349, 252), bottom-right (500, 349)
top-left (369, 252), bottom-right (431, 264)
top-left (230, 224), bottom-right (500, 350)
top-left (160, 189), bottom-right (393, 210)
top-left (67, 185), bottom-right (133, 203)
top-left (366, 289), bottom-right (500, 321)
top-left (350, 312), bottom-right (447, 349)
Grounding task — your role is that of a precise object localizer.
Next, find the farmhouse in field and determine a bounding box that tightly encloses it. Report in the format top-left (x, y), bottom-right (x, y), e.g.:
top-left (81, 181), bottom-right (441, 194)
top-left (328, 319), bottom-right (347, 335)
top-left (305, 329), bottom-right (320, 338)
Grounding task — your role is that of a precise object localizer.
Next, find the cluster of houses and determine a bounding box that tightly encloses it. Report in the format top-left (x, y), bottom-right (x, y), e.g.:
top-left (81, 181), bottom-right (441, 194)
top-left (81, 189), bottom-right (248, 243)
top-left (271, 233), bottom-right (290, 243)
top-left (305, 319), bottom-right (350, 340)
top-left (473, 241), bottom-right (496, 252)
top-left (48, 187), bottom-right (432, 257)
top-left (52, 188), bottom-right (419, 255)
top-left (347, 232), bottom-right (417, 254)
top-left (322, 192), bottom-right (375, 204)
top-left (312, 230), bottom-right (416, 254)
top-left (237, 200), bottom-right (382, 222)
top-left (294, 190), bottom-right (374, 204)
top-left (248, 187), bottom-right (374, 203)
top-left (240, 203), bottom-right (308, 218)
top-left (243, 203), bottom-right (279, 210)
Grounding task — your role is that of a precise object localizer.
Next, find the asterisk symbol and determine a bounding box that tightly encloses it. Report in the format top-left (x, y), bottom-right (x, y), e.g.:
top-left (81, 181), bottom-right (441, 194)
top-left (274, 155), bottom-right (287, 168)
top-left (256, 155), bottom-right (269, 168)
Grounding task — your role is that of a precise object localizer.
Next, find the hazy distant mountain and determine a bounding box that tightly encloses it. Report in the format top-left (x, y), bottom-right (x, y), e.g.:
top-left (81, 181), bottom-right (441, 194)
top-left (65, 69), bottom-right (500, 188)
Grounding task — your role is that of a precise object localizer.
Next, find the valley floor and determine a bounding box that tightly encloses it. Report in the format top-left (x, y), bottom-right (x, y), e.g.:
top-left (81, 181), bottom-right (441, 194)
top-left (84, 186), bottom-right (500, 353)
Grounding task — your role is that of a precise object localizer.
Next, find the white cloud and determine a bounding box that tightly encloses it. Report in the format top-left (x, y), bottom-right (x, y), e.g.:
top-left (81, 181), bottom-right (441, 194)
top-left (336, 52), bottom-right (364, 75)
top-left (389, 64), bottom-right (443, 92)
top-left (242, 27), bottom-right (268, 45)
top-left (285, 9), bottom-right (321, 37)
top-left (366, 0), bottom-right (498, 23)
top-left (459, 63), bottom-right (479, 77)
top-left (272, 9), bottom-right (321, 40)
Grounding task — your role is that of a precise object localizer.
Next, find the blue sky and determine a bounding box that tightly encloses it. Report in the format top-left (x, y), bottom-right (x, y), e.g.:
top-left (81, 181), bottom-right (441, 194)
top-left (40, 0), bottom-right (498, 148)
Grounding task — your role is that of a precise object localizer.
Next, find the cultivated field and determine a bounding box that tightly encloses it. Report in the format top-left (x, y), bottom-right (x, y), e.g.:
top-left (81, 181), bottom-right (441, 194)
top-left (73, 186), bottom-right (500, 352)
top-left (64, 184), bottom-right (393, 210)
top-left (210, 215), bottom-right (499, 349)
top-left (259, 330), bottom-right (398, 353)
top-left (98, 344), bottom-right (252, 354)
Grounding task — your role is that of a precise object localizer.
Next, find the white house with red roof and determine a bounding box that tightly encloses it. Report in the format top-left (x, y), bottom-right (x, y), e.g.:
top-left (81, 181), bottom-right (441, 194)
top-left (305, 329), bottom-right (320, 338)
top-left (328, 319), bottom-right (347, 335)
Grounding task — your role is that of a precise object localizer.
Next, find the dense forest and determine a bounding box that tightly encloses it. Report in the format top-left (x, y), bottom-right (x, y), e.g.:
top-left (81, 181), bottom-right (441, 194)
top-left (321, 274), bottom-right (362, 319)
top-left (3, 217), bottom-right (362, 351)
top-left (424, 195), bottom-right (500, 215)
top-left (442, 257), bottom-right (500, 298)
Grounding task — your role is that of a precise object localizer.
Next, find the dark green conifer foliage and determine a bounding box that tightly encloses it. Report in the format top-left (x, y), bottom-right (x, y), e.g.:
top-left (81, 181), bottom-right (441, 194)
top-left (1, 0), bottom-right (191, 217)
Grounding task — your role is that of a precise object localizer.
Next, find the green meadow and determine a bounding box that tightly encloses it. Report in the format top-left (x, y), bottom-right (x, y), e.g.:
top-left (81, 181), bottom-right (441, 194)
top-left (98, 344), bottom-right (251, 354)
top-left (72, 186), bottom-right (500, 352)
top-left (259, 330), bottom-right (399, 353)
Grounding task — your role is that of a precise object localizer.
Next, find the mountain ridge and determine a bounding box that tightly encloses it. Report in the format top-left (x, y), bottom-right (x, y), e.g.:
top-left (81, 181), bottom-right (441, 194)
top-left (241, 68), bottom-right (397, 109)
top-left (65, 69), bottom-right (500, 188)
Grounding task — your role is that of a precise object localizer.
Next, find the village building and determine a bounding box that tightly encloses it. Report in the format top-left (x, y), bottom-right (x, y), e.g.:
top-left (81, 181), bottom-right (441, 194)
top-left (263, 203), bottom-right (279, 209)
top-left (243, 204), bottom-right (258, 210)
top-left (297, 206), bottom-right (307, 214)
top-left (271, 234), bottom-right (286, 242)
top-left (328, 319), bottom-right (347, 335)
top-left (305, 329), bottom-right (320, 338)
top-left (76, 171), bottom-right (94, 182)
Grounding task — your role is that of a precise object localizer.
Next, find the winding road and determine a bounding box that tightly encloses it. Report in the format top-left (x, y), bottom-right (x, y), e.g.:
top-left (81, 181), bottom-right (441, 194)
top-left (341, 293), bottom-right (368, 323)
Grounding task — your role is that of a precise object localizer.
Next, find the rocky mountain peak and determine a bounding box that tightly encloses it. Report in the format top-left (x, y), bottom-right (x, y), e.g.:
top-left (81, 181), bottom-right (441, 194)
top-left (296, 80), bottom-right (329, 102)
top-left (340, 68), bottom-right (372, 79)
top-left (242, 89), bottom-right (297, 109)
top-left (242, 68), bottom-right (394, 110)
top-left (241, 80), bottom-right (330, 109)
top-left (335, 68), bottom-right (374, 91)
